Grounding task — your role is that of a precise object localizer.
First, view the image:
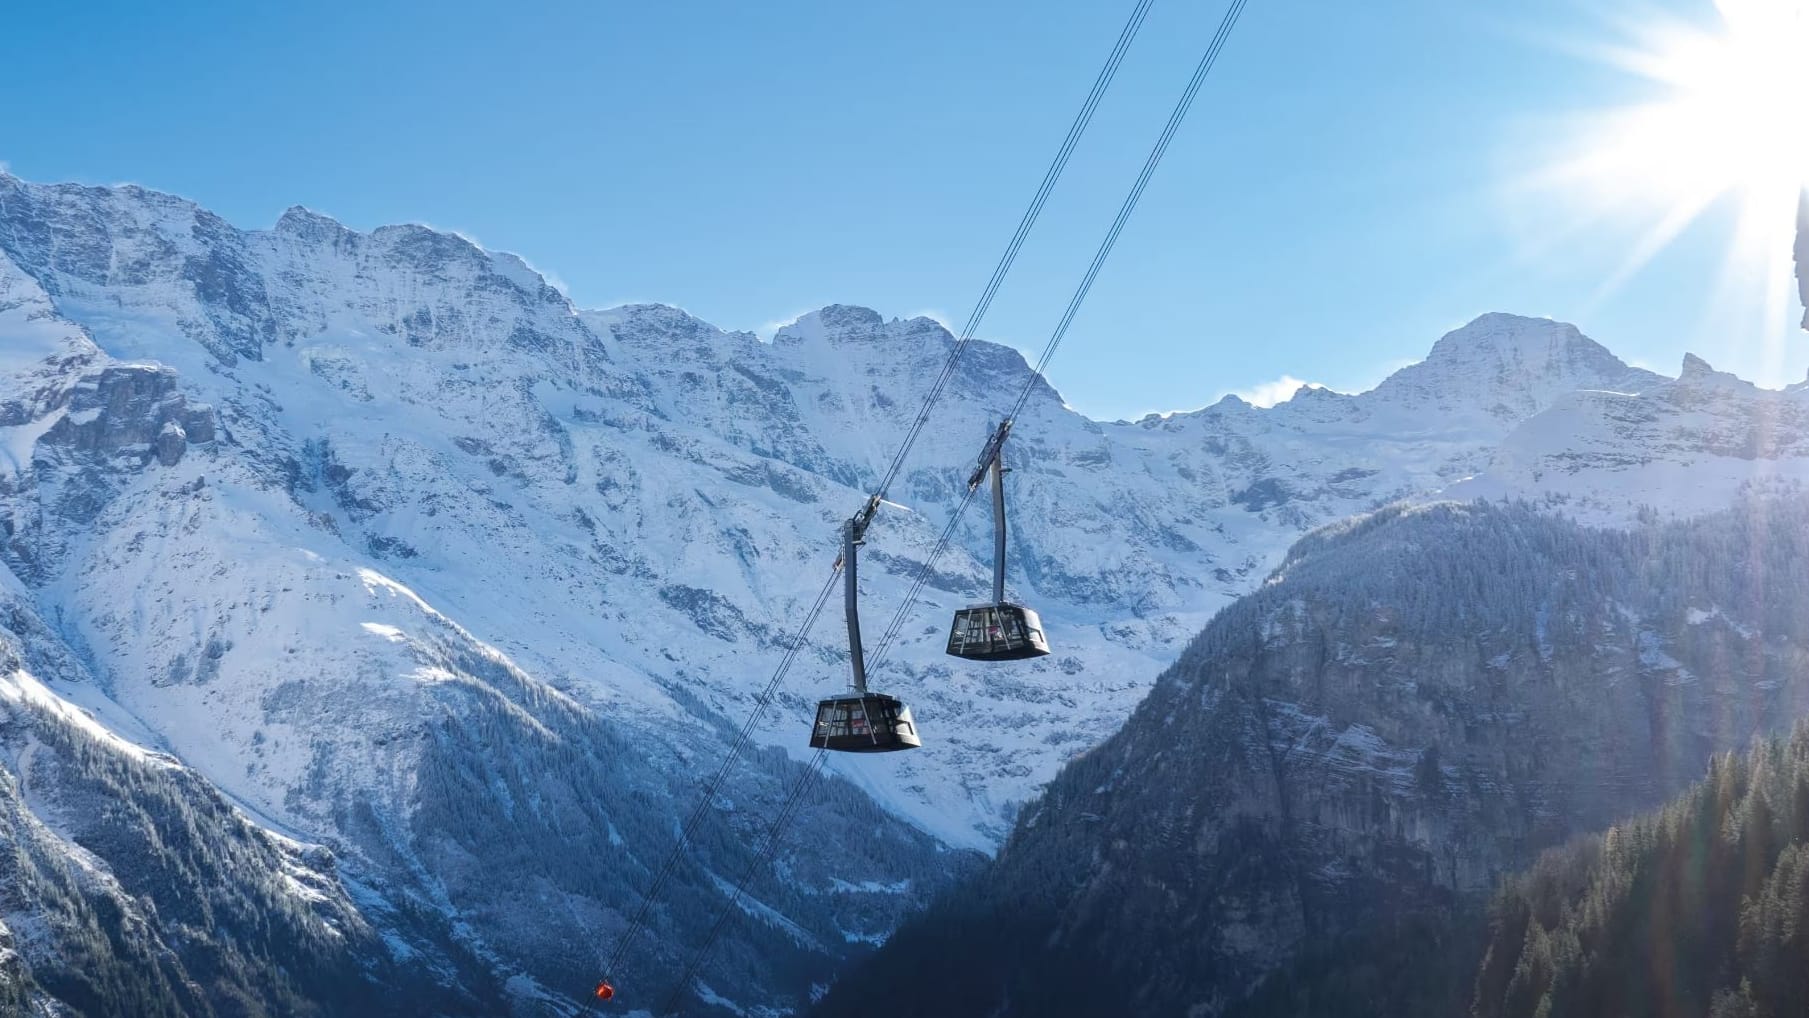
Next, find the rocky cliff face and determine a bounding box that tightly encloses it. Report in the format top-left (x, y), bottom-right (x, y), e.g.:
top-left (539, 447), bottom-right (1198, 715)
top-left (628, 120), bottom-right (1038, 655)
top-left (1796, 188), bottom-right (1807, 329)
top-left (817, 497), bottom-right (1809, 1018)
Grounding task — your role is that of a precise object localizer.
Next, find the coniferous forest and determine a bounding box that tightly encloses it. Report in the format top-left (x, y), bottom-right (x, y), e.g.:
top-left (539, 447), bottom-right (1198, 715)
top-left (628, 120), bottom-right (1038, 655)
top-left (1475, 722), bottom-right (1809, 1018)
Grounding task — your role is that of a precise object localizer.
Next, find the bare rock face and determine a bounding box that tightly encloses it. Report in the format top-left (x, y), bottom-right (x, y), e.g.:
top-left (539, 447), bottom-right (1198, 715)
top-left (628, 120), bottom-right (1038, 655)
top-left (37, 364), bottom-right (214, 467)
top-left (1796, 189), bottom-right (1807, 330)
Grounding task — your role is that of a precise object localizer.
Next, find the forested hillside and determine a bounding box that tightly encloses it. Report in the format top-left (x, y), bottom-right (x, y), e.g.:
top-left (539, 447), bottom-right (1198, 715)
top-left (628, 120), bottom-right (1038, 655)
top-left (1476, 721), bottom-right (1809, 1018)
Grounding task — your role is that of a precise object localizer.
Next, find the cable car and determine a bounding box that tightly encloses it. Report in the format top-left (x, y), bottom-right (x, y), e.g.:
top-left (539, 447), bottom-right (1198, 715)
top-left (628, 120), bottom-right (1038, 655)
top-left (811, 503), bottom-right (922, 753)
top-left (810, 692), bottom-right (920, 752)
top-left (947, 602), bottom-right (1049, 660)
top-left (947, 422), bottom-right (1051, 662)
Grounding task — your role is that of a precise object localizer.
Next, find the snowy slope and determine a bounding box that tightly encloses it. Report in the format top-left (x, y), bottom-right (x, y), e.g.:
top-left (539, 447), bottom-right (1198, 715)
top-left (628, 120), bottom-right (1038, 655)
top-left (0, 561), bottom-right (510, 1016)
top-left (1446, 352), bottom-right (1809, 520)
top-left (0, 179), bottom-right (967, 1015)
top-left (0, 174), bottom-right (1756, 849)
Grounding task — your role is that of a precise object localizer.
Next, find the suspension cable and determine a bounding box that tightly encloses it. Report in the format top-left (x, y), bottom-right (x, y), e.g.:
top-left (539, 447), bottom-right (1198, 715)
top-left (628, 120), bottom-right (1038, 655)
top-left (656, 748), bottom-right (832, 1016)
top-left (866, 0), bottom-right (1156, 510)
top-left (879, 0), bottom-right (1254, 672)
top-left (653, 2), bottom-right (1254, 1009)
top-left (1009, 0), bottom-right (1250, 424)
top-left (593, 566), bottom-right (840, 986)
top-left (590, 2), bottom-right (1158, 1004)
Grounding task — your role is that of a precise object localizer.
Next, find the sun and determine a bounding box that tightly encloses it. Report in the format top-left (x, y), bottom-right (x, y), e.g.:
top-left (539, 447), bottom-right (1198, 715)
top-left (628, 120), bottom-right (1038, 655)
top-left (1606, 0), bottom-right (1809, 210)
top-left (1531, 0), bottom-right (1809, 323)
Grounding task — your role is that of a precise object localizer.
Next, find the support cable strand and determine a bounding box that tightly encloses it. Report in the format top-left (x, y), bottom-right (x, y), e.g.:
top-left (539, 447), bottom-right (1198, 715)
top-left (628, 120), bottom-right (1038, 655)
top-left (656, 748), bottom-right (832, 1016)
top-left (873, 0), bottom-right (1253, 685)
top-left (607, 0), bottom-right (1259, 1006)
top-left (594, 566), bottom-right (840, 984)
top-left (655, 6), bottom-right (1256, 1004)
top-left (865, 0), bottom-right (1157, 509)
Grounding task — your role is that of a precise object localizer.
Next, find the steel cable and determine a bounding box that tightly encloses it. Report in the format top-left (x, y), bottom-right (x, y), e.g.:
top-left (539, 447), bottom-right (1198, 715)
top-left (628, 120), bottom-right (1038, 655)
top-left (650, 3), bottom-right (1253, 1010)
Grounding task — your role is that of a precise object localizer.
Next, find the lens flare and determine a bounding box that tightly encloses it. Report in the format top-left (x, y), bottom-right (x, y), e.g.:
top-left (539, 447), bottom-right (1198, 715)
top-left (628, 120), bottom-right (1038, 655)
top-left (1603, 0), bottom-right (1809, 211)
top-left (1529, 0), bottom-right (1809, 350)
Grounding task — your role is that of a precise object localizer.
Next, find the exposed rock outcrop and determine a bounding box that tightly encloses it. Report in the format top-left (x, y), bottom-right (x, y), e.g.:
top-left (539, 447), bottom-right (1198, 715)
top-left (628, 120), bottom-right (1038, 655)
top-left (38, 364), bottom-right (214, 466)
top-left (1796, 188), bottom-right (1807, 329)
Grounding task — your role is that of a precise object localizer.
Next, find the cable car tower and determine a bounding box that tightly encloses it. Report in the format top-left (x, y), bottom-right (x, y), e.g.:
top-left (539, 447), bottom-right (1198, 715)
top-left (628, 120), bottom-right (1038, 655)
top-left (810, 496), bottom-right (923, 753)
top-left (947, 421), bottom-right (1051, 661)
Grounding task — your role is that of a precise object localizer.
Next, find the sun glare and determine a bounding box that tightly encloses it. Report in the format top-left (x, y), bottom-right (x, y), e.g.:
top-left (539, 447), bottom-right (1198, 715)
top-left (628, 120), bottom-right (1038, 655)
top-left (1533, 0), bottom-right (1809, 340)
top-left (1608, 1), bottom-right (1809, 209)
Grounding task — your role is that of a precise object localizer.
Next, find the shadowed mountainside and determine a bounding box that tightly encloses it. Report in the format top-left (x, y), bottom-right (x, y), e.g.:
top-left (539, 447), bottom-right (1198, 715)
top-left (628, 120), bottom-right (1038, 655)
top-left (815, 496), bottom-right (1809, 1018)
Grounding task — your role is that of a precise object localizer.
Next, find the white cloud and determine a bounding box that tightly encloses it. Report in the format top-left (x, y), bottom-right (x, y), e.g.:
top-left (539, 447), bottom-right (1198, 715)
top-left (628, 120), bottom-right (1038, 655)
top-left (1230, 374), bottom-right (1320, 408)
top-left (757, 310), bottom-right (816, 340)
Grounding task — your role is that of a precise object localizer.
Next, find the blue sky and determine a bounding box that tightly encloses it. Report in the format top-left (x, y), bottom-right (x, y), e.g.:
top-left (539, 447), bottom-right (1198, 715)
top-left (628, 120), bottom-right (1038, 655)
top-left (3, 0), bottom-right (1803, 420)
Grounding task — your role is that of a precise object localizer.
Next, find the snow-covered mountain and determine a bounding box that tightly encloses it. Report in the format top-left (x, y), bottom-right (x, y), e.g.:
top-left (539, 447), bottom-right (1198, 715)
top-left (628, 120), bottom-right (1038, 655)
top-left (1, 171), bottom-right (1804, 1012)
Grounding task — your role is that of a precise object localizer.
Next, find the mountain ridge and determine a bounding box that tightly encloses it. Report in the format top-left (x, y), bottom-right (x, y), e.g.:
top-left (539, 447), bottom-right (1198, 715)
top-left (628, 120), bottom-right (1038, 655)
top-left (4, 172), bottom-right (1802, 851)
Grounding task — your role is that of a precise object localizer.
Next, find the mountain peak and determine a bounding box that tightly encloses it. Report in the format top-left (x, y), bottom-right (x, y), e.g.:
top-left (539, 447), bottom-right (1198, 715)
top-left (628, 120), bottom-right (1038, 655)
top-left (773, 305), bottom-right (892, 346)
top-left (1370, 312), bottom-right (1661, 419)
top-left (273, 205), bottom-right (354, 245)
top-left (809, 304), bottom-right (885, 332)
top-left (1423, 313), bottom-right (1597, 366)
top-left (1680, 351), bottom-right (1716, 377)
top-left (1672, 351), bottom-right (1756, 398)
top-left (585, 302), bottom-right (732, 347)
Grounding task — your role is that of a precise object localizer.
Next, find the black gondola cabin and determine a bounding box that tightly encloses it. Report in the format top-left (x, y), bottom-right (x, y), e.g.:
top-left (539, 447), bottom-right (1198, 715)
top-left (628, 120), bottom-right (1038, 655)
top-left (947, 602), bottom-right (1049, 661)
top-left (809, 693), bottom-right (921, 752)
